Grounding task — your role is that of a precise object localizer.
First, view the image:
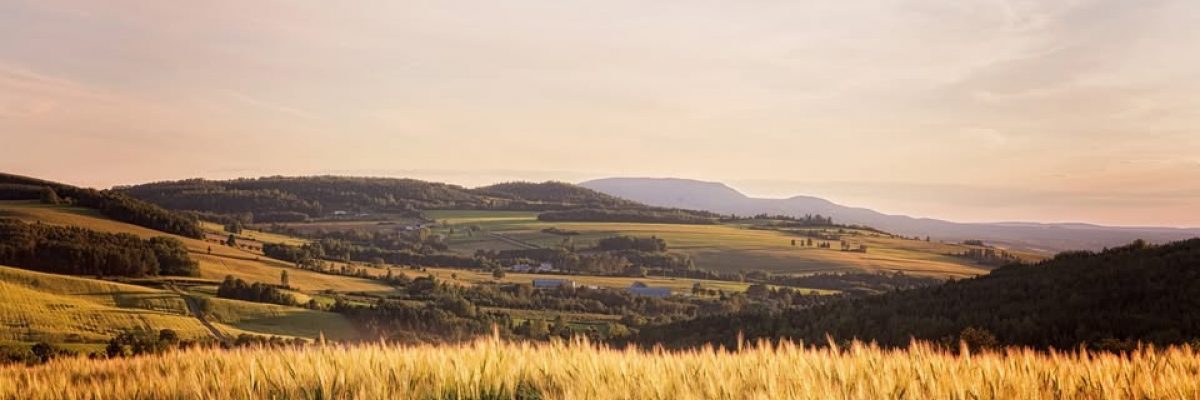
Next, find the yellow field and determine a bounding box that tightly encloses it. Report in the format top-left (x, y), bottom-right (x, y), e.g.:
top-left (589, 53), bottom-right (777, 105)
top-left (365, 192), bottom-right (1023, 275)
top-left (199, 221), bottom-right (309, 246)
top-left (2, 338), bottom-right (1197, 399)
top-left (0, 265), bottom-right (360, 344)
top-left (0, 266), bottom-right (214, 343)
top-left (428, 210), bottom-right (1003, 277)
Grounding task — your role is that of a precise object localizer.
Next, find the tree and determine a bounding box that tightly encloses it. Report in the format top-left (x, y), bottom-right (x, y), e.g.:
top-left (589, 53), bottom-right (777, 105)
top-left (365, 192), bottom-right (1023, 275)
top-left (39, 187), bottom-right (62, 205)
top-left (791, 239), bottom-right (796, 247)
top-left (30, 342), bottom-right (64, 363)
top-left (280, 269), bottom-right (290, 288)
top-left (492, 268), bottom-right (506, 280)
top-left (746, 283), bottom-right (770, 299)
top-left (226, 234), bottom-right (237, 247)
top-left (225, 220), bottom-right (243, 234)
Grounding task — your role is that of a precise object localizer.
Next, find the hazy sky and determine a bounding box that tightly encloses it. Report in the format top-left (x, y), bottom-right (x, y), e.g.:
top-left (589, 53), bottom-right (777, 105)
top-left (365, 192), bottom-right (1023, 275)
top-left (2, 0), bottom-right (1198, 227)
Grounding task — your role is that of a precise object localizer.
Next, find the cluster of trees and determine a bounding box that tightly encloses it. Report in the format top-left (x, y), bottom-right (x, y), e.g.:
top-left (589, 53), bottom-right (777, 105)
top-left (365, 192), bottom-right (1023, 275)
top-left (597, 236), bottom-right (668, 252)
top-left (216, 276), bottom-right (298, 306)
top-left (638, 239), bottom-right (1200, 350)
top-left (730, 213), bottom-right (835, 226)
top-left (955, 247), bottom-right (1023, 267)
top-left (538, 208), bottom-right (718, 225)
top-left (264, 240), bottom-right (488, 271)
top-left (0, 342), bottom-right (76, 365)
top-left (0, 219), bottom-right (198, 277)
top-left (766, 272), bottom-right (943, 296)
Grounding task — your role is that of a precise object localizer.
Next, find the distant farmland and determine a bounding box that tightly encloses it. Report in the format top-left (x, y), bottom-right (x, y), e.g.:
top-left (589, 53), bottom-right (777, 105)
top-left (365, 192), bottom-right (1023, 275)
top-left (426, 210), bottom-right (999, 278)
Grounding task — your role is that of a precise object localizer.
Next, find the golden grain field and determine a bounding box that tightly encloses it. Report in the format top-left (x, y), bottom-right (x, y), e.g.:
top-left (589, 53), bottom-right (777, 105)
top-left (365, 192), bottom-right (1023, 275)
top-left (3, 337), bottom-right (1198, 399)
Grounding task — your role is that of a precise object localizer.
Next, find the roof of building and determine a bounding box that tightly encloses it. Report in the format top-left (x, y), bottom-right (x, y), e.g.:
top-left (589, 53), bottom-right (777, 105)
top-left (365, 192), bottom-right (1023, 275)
top-left (628, 286), bottom-right (672, 297)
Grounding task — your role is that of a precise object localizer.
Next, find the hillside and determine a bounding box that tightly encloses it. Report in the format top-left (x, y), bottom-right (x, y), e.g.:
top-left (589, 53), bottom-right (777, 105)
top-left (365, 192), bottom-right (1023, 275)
top-left (0, 172), bottom-right (202, 238)
top-left (637, 239), bottom-right (1200, 349)
top-left (581, 177), bottom-right (1200, 252)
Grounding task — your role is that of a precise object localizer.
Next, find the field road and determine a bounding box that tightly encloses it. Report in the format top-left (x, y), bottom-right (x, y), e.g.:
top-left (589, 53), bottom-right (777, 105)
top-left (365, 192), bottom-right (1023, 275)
top-left (166, 284), bottom-right (230, 344)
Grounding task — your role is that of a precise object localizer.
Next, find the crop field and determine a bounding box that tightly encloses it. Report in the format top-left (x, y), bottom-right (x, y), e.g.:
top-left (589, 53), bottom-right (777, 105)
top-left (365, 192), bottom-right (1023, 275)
top-left (201, 297), bottom-right (360, 341)
top-left (3, 338), bottom-right (1197, 399)
top-left (0, 266), bottom-right (214, 344)
top-left (426, 210), bottom-right (995, 277)
top-left (199, 221), bottom-right (309, 246)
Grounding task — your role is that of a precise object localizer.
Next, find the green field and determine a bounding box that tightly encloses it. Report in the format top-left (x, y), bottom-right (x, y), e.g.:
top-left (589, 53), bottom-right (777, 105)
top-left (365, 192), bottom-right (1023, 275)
top-left (427, 210), bottom-right (1000, 277)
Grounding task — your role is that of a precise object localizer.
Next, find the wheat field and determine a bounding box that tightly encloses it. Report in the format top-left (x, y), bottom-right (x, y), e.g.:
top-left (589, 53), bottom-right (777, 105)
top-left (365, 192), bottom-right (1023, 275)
top-left (3, 337), bottom-right (1198, 399)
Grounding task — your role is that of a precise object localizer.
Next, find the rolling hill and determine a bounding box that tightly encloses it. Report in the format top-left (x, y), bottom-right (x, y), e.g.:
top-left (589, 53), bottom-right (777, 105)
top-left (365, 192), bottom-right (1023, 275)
top-left (116, 176), bottom-right (693, 223)
top-left (581, 177), bottom-right (1200, 252)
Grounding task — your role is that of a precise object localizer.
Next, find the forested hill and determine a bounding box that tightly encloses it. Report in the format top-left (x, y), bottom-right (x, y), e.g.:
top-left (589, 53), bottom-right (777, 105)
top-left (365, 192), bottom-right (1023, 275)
top-left (117, 176), bottom-right (680, 223)
top-left (474, 181), bottom-right (642, 209)
top-left (117, 176), bottom-right (488, 220)
top-left (0, 173), bottom-right (202, 238)
top-left (637, 239), bottom-right (1200, 350)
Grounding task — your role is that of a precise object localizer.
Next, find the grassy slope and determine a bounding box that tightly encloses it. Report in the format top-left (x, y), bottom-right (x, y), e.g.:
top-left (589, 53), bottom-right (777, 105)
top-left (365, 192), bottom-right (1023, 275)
top-left (427, 210), bottom-right (1002, 277)
top-left (0, 201), bottom-right (364, 342)
top-left (0, 201), bottom-right (395, 293)
top-left (199, 221), bottom-right (309, 246)
top-left (0, 266), bottom-right (212, 344)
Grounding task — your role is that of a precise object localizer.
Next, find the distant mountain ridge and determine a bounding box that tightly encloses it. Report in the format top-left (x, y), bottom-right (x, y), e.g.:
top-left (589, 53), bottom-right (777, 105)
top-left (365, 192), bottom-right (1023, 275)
top-left (116, 176), bottom-right (713, 223)
top-left (580, 177), bottom-right (1200, 252)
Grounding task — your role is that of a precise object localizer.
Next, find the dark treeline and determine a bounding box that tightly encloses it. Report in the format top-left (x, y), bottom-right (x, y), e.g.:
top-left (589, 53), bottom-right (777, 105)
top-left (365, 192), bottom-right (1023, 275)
top-left (597, 235), bottom-right (668, 252)
top-left (767, 272), bottom-right (944, 296)
top-left (955, 247), bottom-right (1023, 267)
top-left (117, 176), bottom-right (483, 217)
top-left (729, 213), bottom-right (835, 226)
top-left (0, 173), bottom-right (202, 238)
top-left (481, 247), bottom-right (691, 277)
top-left (216, 276), bottom-right (298, 306)
top-left (637, 239), bottom-right (1200, 351)
top-left (538, 208), bottom-right (718, 225)
top-left (0, 219), bottom-right (198, 277)
top-left (263, 240), bottom-right (488, 270)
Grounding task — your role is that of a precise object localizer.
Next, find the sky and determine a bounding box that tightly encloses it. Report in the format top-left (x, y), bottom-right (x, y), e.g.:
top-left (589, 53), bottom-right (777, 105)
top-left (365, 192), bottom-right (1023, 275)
top-left (1, 0), bottom-right (1198, 227)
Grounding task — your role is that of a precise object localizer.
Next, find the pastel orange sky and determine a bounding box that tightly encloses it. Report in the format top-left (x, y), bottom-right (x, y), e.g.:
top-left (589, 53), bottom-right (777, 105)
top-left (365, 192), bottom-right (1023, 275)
top-left (2, 1), bottom-right (1198, 227)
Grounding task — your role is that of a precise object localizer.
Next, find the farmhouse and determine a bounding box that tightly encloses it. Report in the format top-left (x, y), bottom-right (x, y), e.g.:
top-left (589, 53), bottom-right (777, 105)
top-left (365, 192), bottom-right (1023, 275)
top-left (532, 279), bottom-right (575, 289)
